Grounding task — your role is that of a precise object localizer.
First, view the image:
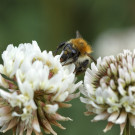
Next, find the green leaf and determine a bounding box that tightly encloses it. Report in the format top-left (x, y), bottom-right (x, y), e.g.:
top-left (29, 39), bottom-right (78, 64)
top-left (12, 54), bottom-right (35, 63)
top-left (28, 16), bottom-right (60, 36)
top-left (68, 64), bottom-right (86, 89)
top-left (0, 73), bottom-right (18, 86)
top-left (0, 86), bottom-right (10, 92)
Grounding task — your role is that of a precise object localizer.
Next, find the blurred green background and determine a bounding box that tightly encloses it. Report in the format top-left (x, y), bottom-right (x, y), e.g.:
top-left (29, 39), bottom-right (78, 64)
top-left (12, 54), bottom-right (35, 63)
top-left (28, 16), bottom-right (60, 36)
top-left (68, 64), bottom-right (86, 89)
top-left (0, 0), bottom-right (135, 135)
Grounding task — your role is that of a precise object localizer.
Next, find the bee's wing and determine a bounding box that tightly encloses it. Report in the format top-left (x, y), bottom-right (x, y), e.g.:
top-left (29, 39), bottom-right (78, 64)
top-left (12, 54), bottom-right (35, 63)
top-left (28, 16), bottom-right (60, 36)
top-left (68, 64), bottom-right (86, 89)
top-left (76, 30), bottom-right (82, 38)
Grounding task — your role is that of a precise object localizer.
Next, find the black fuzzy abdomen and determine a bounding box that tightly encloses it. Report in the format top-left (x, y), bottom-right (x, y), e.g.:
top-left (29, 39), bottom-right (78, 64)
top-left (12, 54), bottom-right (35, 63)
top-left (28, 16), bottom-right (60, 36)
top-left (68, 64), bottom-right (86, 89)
top-left (75, 59), bottom-right (89, 75)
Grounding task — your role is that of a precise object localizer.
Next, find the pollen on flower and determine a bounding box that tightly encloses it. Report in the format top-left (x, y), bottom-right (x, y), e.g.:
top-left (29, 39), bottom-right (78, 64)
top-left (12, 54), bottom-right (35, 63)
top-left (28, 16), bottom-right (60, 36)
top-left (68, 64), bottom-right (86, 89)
top-left (32, 57), bottom-right (43, 64)
top-left (46, 60), bottom-right (52, 67)
top-left (49, 68), bottom-right (59, 79)
top-left (26, 105), bottom-right (32, 110)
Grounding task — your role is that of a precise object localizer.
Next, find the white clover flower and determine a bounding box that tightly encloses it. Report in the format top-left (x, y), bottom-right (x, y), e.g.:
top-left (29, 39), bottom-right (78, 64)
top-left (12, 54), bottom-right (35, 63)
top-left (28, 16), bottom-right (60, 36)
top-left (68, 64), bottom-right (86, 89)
top-left (1, 41), bottom-right (41, 78)
top-left (80, 49), bottom-right (135, 135)
top-left (0, 41), bottom-right (82, 135)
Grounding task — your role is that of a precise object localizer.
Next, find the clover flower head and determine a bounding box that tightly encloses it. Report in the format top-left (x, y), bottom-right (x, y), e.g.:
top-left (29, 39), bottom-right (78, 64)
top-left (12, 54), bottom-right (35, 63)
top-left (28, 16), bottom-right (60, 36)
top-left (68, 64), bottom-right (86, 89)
top-left (0, 41), bottom-right (82, 135)
top-left (81, 49), bottom-right (135, 135)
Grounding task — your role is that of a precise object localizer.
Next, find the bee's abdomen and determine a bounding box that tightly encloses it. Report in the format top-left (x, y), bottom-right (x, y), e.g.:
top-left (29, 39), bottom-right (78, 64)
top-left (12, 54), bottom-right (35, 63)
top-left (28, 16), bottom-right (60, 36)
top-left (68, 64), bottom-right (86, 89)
top-left (75, 59), bottom-right (90, 75)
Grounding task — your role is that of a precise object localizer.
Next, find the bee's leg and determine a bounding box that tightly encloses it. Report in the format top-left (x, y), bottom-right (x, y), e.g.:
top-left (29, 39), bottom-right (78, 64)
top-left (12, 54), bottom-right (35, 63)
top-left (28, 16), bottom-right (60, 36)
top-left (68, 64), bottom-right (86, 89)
top-left (63, 58), bottom-right (76, 66)
top-left (63, 55), bottom-right (70, 65)
top-left (53, 42), bottom-right (66, 55)
top-left (63, 52), bottom-right (79, 66)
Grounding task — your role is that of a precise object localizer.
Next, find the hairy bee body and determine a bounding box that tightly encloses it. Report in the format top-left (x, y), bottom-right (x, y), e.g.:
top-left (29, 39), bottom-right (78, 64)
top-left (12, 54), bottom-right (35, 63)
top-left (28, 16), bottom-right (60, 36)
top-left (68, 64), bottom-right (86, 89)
top-left (54, 31), bottom-right (94, 75)
top-left (74, 55), bottom-right (90, 74)
top-left (71, 38), bottom-right (92, 54)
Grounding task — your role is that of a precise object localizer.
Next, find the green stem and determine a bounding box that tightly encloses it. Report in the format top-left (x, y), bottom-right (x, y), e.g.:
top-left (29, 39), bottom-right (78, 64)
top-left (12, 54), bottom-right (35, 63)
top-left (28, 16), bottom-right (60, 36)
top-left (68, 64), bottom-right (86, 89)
top-left (123, 118), bottom-right (130, 135)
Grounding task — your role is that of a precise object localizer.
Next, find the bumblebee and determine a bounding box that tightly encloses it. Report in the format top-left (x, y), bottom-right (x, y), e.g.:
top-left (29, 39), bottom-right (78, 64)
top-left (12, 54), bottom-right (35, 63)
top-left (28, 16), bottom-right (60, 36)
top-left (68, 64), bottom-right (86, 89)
top-left (54, 31), bottom-right (96, 75)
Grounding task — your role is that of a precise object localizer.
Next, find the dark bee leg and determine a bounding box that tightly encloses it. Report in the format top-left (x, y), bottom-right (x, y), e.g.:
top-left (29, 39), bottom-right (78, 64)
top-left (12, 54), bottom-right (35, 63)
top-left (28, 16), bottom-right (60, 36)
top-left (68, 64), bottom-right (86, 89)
top-left (63, 57), bottom-right (77, 66)
top-left (53, 42), bottom-right (66, 55)
top-left (75, 59), bottom-right (89, 75)
top-left (63, 54), bottom-right (70, 65)
top-left (63, 52), bottom-right (79, 66)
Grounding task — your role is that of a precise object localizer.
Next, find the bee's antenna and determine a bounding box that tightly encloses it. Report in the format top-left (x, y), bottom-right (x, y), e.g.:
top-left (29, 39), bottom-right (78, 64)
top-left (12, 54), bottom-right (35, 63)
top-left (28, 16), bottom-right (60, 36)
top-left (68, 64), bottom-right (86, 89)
top-left (76, 30), bottom-right (82, 38)
top-left (87, 53), bottom-right (97, 64)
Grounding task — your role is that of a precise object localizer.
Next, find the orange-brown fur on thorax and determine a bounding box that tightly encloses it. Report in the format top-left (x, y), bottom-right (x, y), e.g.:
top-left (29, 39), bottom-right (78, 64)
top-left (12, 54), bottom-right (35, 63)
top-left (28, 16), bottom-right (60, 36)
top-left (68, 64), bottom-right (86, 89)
top-left (70, 38), bottom-right (92, 55)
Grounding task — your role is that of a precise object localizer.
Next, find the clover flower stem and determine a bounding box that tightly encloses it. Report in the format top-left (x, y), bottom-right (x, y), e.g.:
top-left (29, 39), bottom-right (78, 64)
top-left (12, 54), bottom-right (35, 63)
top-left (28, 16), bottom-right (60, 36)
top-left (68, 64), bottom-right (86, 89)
top-left (123, 118), bottom-right (130, 135)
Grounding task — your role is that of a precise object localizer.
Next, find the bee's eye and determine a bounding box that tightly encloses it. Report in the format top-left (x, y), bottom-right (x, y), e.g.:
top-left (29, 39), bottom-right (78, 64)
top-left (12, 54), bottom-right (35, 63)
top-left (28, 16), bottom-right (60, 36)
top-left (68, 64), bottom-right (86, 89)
top-left (64, 43), bottom-right (71, 50)
top-left (72, 49), bottom-right (76, 54)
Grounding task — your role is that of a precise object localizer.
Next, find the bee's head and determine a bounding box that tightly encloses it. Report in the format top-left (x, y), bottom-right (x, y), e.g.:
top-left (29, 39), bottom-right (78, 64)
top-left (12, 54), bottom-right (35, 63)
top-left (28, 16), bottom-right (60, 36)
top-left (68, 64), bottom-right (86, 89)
top-left (60, 43), bottom-right (78, 63)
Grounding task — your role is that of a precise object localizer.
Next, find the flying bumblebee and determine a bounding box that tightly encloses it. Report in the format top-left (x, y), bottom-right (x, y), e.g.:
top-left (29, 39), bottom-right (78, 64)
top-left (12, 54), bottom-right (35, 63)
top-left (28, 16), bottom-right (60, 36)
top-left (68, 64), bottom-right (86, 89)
top-left (54, 31), bottom-right (96, 75)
